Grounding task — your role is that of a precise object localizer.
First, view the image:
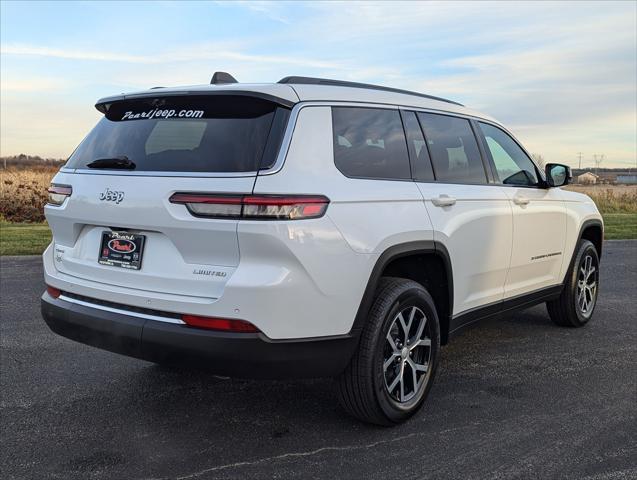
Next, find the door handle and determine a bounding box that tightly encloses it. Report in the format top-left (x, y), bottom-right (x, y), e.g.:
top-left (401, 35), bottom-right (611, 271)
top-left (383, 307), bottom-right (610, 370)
top-left (431, 194), bottom-right (457, 207)
top-left (513, 195), bottom-right (530, 206)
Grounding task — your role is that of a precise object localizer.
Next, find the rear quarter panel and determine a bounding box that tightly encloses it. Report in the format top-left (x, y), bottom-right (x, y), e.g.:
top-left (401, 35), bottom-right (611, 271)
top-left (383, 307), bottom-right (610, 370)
top-left (250, 105), bottom-right (435, 337)
top-left (254, 105), bottom-right (434, 254)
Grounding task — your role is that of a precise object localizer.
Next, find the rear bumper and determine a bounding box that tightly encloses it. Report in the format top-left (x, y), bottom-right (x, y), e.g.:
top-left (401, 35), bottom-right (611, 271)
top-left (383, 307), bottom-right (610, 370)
top-left (41, 293), bottom-right (358, 379)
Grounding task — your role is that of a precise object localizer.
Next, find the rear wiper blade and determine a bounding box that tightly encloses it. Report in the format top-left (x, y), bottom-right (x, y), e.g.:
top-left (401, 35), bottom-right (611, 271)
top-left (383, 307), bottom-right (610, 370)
top-left (86, 156), bottom-right (136, 170)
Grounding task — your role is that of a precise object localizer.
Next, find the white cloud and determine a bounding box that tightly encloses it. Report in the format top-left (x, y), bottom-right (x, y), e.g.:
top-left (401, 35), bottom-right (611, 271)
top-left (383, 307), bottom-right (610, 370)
top-left (0, 77), bottom-right (70, 92)
top-left (1, 42), bottom-right (338, 70)
top-left (0, 1), bottom-right (634, 165)
top-left (223, 1), bottom-right (292, 25)
top-left (1, 45), bottom-right (155, 63)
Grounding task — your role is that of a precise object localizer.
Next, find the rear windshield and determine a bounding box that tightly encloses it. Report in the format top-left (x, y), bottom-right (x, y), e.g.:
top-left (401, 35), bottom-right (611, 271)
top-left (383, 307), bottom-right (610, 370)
top-left (66, 95), bottom-right (290, 173)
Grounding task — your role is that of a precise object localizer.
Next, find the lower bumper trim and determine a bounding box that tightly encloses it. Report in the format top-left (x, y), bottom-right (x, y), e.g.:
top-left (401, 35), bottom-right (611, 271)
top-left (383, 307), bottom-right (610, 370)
top-left (41, 293), bottom-right (358, 379)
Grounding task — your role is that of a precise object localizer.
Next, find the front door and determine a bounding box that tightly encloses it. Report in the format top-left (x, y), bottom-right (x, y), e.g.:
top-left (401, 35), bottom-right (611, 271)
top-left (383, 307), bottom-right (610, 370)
top-left (476, 122), bottom-right (567, 299)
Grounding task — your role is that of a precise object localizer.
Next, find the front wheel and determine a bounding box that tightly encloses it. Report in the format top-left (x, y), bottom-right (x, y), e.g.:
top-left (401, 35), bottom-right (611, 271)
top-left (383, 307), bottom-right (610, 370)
top-left (336, 277), bottom-right (440, 425)
top-left (547, 239), bottom-right (600, 327)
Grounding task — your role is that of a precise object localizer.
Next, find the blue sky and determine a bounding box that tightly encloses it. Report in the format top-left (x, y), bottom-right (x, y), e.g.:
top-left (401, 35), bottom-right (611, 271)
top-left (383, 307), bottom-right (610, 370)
top-left (1, 0), bottom-right (635, 168)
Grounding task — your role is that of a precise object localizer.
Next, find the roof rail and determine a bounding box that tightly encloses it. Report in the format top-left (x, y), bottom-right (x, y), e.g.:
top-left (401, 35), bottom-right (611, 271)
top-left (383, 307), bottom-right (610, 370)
top-left (278, 76), bottom-right (463, 107)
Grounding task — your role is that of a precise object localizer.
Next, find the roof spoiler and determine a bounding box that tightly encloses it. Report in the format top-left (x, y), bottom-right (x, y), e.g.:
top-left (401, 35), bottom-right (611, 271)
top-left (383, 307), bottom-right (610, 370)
top-left (278, 76), bottom-right (463, 106)
top-left (95, 91), bottom-right (296, 114)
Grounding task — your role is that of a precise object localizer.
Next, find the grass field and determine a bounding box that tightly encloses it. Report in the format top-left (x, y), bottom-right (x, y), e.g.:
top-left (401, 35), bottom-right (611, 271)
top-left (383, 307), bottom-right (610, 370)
top-left (0, 222), bottom-right (51, 256)
top-left (1, 213), bottom-right (635, 256)
top-left (602, 214), bottom-right (637, 240)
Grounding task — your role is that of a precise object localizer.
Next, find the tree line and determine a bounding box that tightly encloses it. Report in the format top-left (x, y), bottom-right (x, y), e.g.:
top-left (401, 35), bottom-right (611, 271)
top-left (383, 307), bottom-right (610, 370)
top-left (2, 155), bottom-right (66, 170)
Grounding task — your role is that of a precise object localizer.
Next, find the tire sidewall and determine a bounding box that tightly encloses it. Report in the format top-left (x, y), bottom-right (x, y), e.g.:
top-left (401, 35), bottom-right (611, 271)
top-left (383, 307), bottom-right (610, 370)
top-left (567, 241), bottom-right (600, 325)
top-left (371, 285), bottom-right (440, 423)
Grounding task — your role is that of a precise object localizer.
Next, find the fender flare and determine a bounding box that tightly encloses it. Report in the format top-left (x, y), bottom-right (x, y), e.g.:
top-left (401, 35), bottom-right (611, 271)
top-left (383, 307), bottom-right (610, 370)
top-left (348, 240), bottom-right (453, 337)
top-left (564, 219), bottom-right (604, 280)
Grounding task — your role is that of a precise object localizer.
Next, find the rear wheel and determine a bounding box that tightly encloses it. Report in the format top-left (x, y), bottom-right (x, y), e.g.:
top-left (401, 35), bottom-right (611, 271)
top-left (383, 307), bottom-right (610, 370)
top-left (547, 239), bottom-right (599, 327)
top-left (336, 277), bottom-right (440, 425)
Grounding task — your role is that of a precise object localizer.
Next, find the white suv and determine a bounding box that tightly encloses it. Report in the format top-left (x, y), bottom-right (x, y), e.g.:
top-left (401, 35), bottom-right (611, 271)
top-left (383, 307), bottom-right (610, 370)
top-left (42, 74), bottom-right (603, 425)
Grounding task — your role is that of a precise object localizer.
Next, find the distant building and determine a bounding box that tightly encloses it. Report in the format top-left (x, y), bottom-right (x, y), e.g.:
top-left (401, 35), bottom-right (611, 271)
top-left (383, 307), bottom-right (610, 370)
top-left (577, 172), bottom-right (599, 184)
top-left (616, 175), bottom-right (637, 185)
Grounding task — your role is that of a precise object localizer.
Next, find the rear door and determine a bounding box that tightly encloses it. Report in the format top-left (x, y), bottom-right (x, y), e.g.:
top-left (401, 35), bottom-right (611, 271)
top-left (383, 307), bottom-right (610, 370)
top-left (476, 122), bottom-right (567, 297)
top-left (408, 111), bottom-right (513, 316)
top-left (46, 94), bottom-right (290, 300)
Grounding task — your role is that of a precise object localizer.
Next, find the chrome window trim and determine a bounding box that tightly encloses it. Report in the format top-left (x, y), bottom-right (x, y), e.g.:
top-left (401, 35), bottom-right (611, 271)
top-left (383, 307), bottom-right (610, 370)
top-left (58, 294), bottom-right (186, 325)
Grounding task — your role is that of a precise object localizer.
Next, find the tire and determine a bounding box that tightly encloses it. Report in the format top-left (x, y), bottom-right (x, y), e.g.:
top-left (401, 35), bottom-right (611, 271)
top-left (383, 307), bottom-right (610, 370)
top-left (547, 239), bottom-right (600, 327)
top-left (336, 277), bottom-right (440, 425)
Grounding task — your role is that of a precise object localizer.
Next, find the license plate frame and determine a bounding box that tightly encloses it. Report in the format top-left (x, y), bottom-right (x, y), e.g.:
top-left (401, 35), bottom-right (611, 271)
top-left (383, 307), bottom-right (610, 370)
top-left (98, 231), bottom-right (146, 270)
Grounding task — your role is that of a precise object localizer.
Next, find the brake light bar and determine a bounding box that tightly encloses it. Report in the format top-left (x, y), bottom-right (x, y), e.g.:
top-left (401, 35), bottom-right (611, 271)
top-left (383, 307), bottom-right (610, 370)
top-left (47, 184), bottom-right (72, 206)
top-left (181, 314), bottom-right (260, 333)
top-left (169, 193), bottom-right (330, 220)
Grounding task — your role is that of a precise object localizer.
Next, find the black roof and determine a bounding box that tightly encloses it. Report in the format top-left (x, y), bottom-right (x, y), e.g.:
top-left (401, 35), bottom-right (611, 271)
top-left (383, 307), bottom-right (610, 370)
top-left (278, 76), bottom-right (463, 106)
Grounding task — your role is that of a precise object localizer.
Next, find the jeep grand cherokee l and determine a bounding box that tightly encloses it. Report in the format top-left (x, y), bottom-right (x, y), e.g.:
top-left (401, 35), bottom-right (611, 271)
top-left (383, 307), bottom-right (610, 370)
top-left (41, 74), bottom-right (603, 425)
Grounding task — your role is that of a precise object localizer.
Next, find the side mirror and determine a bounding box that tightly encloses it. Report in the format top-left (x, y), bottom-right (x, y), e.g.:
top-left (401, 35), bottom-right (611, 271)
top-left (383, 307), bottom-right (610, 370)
top-left (545, 163), bottom-right (571, 187)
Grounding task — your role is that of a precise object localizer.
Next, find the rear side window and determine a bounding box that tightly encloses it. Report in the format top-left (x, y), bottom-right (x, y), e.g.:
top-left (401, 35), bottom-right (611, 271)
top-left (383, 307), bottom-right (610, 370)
top-left (417, 113), bottom-right (486, 184)
top-left (332, 107), bottom-right (411, 180)
top-left (66, 95), bottom-right (290, 173)
top-left (478, 122), bottom-right (539, 186)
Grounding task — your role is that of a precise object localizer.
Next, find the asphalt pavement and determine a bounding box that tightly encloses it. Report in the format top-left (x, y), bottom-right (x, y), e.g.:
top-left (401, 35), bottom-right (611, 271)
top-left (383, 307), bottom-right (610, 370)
top-left (1, 241), bottom-right (636, 480)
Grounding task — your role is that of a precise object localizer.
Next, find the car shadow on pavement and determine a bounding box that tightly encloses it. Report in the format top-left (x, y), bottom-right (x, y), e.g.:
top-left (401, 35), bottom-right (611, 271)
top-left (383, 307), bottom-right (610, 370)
top-left (106, 304), bottom-right (567, 439)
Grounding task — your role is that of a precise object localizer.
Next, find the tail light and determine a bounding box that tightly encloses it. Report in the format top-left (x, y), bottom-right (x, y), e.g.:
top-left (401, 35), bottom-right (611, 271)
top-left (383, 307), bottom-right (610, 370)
top-left (47, 184), bottom-right (72, 206)
top-left (170, 193), bottom-right (329, 220)
top-left (46, 285), bottom-right (61, 298)
top-left (181, 314), bottom-right (260, 333)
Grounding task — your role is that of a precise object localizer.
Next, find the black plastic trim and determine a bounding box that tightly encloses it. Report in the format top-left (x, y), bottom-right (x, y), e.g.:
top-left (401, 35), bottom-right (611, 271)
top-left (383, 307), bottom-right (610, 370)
top-left (449, 284), bottom-right (564, 338)
top-left (469, 119), bottom-right (496, 183)
top-left (349, 241), bottom-right (453, 337)
top-left (400, 110), bottom-right (435, 182)
top-left (41, 293), bottom-right (357, 379)
top-left (572, 219), bottom-right (604, 262)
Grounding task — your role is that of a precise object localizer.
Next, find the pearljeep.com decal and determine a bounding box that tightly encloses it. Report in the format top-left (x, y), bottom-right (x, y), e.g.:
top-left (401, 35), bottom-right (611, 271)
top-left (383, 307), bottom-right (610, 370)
top-left (121, 108), bottom-right (204, 120)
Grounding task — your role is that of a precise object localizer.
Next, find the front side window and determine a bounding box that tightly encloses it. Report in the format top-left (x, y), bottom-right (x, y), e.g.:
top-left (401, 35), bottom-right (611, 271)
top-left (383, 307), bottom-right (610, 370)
top-left (66, 95), bottom-right (290, 173)
top-left (479, 122), bottom-right (539, 186)
top-left (332, 107), bottom-right (411, 180)
top-left (417, 113), bottom-right (486, 184)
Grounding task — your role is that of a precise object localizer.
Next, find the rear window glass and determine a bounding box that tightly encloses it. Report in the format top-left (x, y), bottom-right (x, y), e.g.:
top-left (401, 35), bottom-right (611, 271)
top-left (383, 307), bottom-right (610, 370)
top-left (332, 107), bottom-right (411, 180)
top-left (66, 95), bottom-right (290, 173)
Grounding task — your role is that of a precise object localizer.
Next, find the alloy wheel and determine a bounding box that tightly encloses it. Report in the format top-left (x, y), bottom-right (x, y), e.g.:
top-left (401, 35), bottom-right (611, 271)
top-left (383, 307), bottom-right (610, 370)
top-left (383, 306), bottom-right (432, 403)
top-left (576, 254), bottom-right (598, 317)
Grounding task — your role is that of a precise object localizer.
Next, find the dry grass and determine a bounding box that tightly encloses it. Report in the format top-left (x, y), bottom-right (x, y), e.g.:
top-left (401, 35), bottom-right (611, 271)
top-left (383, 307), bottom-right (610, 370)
top-left (0, 168), bottom-right (636, 223)
top-left (564, 185), bottom-right (637, 213)
top-left (0, 167), bottom-right (57, 223)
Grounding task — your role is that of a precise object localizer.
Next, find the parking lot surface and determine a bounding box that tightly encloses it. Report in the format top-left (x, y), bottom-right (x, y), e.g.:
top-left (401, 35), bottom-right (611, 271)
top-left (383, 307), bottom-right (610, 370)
top-left (1, 241), bottom-right (636, 479)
